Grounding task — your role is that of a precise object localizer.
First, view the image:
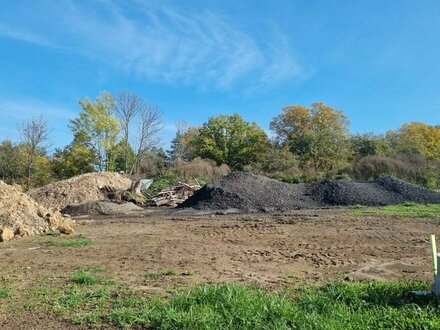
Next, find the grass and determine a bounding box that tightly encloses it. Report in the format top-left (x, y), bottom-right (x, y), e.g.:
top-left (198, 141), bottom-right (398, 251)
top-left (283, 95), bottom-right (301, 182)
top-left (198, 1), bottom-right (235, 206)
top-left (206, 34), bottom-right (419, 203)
top-left (353, 202), bottom-right (440, 218)
top-left (21, 273), bottom-right (440, 330)
top-left (71, 267), bottom-right (105, 285)
top-left (0, 286), bottom-right (11, 299)
top-left (145, 269), bottom-right (179, 278)
top-left (44, 234), bottom-right (94, 248)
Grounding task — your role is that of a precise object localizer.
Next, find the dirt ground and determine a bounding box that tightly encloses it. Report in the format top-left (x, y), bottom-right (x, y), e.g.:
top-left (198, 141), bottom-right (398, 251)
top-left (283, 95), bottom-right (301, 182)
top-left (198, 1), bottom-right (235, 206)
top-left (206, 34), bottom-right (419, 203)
top-left (1, 208), bottom-right (439, 329)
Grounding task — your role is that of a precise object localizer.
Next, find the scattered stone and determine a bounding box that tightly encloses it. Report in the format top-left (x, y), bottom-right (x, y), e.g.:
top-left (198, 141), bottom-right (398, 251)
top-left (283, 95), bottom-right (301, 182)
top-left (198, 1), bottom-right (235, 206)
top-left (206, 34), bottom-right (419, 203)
top-left (0, 227), bottom-right (14, 242)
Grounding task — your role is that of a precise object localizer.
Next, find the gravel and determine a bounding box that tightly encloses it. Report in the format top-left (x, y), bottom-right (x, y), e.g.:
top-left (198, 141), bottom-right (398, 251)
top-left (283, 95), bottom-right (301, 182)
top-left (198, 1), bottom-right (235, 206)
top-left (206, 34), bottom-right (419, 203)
top-left (179, 172), bottom-right (440, 211)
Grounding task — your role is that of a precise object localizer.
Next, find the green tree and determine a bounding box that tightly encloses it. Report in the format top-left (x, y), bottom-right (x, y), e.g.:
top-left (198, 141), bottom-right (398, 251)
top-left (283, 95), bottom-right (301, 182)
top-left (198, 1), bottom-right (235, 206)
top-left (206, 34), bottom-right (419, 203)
top-left (270, 103), bottom-right (350, 172)
top-left (69, 92), bottom-right (120, 171)
top-left (0, 140), bottom-right (26, 184)
top-left (192, 114), bottom-right (269, 170)
top-left (51, 132), bottom-right (97, 180)
top-left (349, 133), bottom-right (390, 162)
top-left (386, 122), bottom-right (440, 160)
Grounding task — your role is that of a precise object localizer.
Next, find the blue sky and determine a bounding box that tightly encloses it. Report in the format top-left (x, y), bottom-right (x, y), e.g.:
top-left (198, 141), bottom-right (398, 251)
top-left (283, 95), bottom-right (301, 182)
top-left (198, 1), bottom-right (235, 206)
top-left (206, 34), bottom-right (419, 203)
top-left (1, 0), bottom-right (439, 150)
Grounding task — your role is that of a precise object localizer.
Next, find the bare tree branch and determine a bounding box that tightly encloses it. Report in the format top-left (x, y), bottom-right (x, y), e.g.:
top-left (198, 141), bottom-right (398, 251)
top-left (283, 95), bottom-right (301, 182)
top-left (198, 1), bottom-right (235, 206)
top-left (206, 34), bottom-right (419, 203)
top-left (131, 105), bottom-right (163, 174)
top-left (19, 115), bottom-right (50, 188)
top-left (116, 92), bottom-right (146, 172)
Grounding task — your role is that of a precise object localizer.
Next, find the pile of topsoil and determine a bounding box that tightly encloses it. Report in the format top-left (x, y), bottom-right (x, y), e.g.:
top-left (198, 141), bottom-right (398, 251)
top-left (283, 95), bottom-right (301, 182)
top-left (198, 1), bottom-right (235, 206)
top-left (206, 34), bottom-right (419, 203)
top-left (28, 172), bottom-right (133, 211)
top-left (0, 180), bottom-right (74, 242)
top-left (179, 172), bottom-right (440, 211)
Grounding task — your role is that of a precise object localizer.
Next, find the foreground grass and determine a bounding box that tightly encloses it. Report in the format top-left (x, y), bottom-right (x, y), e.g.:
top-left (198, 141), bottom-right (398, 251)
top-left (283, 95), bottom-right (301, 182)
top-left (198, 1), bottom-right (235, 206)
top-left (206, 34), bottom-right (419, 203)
top-left (43, 234), bottom-right (94, 248)
top-left (25, 269), bottom-right (440, 329)
top-left (353, 202), bottom-right (440, 218)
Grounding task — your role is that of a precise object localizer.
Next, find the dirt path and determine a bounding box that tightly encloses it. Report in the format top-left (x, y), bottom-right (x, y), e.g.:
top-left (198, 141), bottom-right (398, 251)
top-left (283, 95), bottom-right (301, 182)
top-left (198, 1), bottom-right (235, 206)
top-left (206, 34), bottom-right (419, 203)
top-left (0, 209), bottom-right (438, 328)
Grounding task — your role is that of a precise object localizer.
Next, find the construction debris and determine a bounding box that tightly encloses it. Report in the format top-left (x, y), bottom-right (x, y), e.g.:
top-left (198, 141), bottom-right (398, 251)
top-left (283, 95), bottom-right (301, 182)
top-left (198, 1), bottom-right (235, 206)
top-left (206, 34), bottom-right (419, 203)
top-left (148, 183), bottom-right (201, 207)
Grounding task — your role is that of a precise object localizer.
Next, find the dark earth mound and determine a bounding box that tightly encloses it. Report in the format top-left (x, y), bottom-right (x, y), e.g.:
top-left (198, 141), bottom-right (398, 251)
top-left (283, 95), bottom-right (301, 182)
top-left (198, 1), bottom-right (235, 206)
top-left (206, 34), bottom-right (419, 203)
top-left (62, 201), bottom-right (144, 217)
top-left (179, 172), bottom-right (440, 211)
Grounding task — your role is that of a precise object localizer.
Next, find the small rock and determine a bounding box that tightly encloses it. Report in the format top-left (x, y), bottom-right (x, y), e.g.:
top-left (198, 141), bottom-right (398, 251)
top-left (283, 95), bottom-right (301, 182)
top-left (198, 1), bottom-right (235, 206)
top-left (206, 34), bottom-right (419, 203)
top-left (58, 223), bottom-right (74, 235)
top-left (0, 227), bottom-right (15, 242)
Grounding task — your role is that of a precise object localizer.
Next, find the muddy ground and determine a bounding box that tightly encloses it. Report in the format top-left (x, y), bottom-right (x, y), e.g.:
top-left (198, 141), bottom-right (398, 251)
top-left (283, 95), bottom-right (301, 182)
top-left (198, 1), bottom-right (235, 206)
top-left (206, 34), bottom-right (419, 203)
top-left (1, 208), bottom-right (439, 329)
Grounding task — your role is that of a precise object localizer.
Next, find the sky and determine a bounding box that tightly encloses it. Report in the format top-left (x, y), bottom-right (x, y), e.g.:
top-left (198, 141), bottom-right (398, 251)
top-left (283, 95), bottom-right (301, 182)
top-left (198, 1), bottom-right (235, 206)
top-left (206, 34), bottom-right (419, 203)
top-left (0, 0), bottom-right (439, 150)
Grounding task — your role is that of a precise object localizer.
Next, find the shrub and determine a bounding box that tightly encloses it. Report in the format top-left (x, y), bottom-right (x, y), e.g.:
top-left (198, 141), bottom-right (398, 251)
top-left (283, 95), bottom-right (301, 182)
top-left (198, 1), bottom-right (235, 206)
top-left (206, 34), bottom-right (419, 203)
top-left (174, 157), bottom-right (230, 184)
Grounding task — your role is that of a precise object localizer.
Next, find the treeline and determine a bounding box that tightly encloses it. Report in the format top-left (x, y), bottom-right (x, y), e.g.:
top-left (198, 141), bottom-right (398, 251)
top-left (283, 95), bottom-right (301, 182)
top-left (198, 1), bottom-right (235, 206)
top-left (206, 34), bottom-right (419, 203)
top-left (1, 92), bottom-right (439, 190)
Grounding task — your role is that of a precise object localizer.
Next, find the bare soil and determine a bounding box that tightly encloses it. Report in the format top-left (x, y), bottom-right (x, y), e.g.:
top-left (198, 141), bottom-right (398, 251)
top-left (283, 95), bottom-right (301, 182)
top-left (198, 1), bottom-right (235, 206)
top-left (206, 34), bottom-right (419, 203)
top-left (0, 209), bottom-right (438, 329)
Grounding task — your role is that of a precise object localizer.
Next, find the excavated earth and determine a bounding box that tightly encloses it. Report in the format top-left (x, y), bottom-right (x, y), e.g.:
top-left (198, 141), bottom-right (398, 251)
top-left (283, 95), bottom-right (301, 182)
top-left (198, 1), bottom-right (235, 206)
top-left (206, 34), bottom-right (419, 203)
top-left (27, 172), bottom-right (133, 211)
top-left (180, 172), bottom-right (440, 211)
top-left (0, 180), bottom-right (74, 242)
top-left (1, 209), bottom-right (439, 329)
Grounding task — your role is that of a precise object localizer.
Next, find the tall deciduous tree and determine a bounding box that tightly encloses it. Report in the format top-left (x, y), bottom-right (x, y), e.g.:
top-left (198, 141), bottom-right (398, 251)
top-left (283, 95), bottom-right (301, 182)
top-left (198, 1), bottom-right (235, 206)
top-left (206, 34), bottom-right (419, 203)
top-left (131, 105), bottom-right (163, 174)
top-left (386, 122), bottom-right (440, 160)
top-left (115, 92), bottom-right (143, 173)
top-left (69, 92), bottom-right (120, 171)
top-left (192, 114), bottom-right (269, 170)
top-left (19, 115), bottom-right (50, 188)
top-left (270, 103), bottom-right (350, 171)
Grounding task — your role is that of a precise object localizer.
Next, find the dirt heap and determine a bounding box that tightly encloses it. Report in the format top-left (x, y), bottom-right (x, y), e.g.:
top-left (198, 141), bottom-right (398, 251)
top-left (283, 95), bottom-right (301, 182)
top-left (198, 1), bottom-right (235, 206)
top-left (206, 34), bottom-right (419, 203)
top-left (179, 172), bottom-right (315, 211)
top-left (179, 172), bottom-right (440, 211)
top-left (0, 180), bottom-right (74, 242)
top-left (62, 201), bottom-right (144, 217)
top-left (28, 172), bottom-right (133, 211)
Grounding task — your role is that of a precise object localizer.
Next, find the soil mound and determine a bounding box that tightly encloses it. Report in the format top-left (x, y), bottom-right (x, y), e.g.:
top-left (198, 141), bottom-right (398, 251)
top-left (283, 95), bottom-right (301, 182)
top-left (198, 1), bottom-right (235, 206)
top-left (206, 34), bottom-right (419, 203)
top-left (62, 201), bottom-right (144, 217)
top-left (0, 180), bottom-right (74, 242)
top-left (178, 171), bottom-right (317, 211)
top-left (180, 172), bottom-right (440, 211)
top-left (28, 172), bottom-right (133, 211)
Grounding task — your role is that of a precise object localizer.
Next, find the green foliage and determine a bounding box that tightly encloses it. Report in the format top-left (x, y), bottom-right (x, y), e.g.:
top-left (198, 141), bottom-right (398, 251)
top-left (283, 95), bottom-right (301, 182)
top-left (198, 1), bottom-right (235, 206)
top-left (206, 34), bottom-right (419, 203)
top-left (145, 173), bottom-right (180, 195)
top-left (192, 114), bottom-right (269, 170)
top-left (353, 202), bottom-right (440, 218)
top-left (69, 91), bottom-right (120, 171)
top-left (51, 132), bottom-right (96, 180)
top-left (387, 122), bottom-right (440, 160)
top-left (271, 103), bottom-right (350, 172)
top-left (350, 133), bottom-right (390, 161)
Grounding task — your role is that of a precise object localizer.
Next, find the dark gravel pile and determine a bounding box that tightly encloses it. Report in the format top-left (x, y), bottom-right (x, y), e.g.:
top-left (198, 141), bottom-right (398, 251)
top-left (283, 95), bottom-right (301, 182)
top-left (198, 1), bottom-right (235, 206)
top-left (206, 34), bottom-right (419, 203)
top-left (179, 172), bottom-right (440, 211)
top-left (62, 201), bottom-right (144, 216)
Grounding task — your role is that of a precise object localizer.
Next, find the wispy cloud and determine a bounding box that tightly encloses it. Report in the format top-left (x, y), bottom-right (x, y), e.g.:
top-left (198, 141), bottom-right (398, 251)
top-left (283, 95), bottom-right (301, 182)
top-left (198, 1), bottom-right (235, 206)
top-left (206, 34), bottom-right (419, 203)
top-left (0, 98), bottom-right (77, 147)
top-left (0, 0), bottom-right (303, 91)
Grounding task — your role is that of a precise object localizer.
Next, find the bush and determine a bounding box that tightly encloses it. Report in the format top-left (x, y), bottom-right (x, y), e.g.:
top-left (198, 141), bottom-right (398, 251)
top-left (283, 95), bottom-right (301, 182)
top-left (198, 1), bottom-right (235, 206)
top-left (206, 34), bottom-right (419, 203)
top-left (343, 155), bottom-right (440, 189)
top-left (174, 157), bottom-right (230, 184)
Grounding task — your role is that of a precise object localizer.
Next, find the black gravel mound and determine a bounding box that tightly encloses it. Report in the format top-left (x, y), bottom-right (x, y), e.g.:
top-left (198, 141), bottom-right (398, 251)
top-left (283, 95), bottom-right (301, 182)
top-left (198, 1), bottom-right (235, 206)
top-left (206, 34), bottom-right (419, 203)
top-left (179, 172), bottom-right (440, 211)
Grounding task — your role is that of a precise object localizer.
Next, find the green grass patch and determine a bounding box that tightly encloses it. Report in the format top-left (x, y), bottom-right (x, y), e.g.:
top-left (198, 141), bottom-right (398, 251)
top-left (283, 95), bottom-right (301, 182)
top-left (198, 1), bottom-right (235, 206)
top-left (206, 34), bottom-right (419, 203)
top-left (353, 202), bottom-right (440, 218)
top-left (44, 234), bottom-right (94, 248)
top-left (22, 276), bottom-right (440, 330)
top-left (0, 286), bottom-right (11, 299)
top-left (71, 268), bottom-right (104, 285)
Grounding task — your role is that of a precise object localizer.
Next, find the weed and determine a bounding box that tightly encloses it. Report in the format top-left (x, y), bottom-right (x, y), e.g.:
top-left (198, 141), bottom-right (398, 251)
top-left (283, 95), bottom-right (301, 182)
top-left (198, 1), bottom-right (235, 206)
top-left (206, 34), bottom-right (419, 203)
top-left (162, 269), bottom-right (176, 276)
top-left (0, 287), bottom-right (11, 299)
top-left (71, 269), bottom-right (100, 285)
top-left (145, 271), bottom-right (159, 278)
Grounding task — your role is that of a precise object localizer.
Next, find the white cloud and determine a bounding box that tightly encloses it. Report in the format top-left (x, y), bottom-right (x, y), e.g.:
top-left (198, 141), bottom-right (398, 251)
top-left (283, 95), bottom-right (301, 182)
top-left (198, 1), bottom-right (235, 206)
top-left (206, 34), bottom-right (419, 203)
top-left (0, 0), bottom-right (303, 91)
